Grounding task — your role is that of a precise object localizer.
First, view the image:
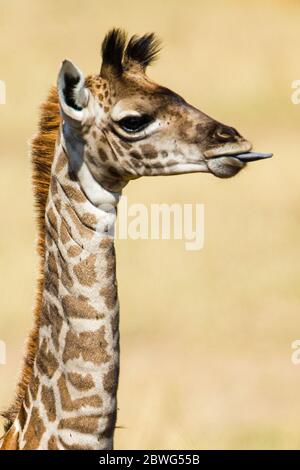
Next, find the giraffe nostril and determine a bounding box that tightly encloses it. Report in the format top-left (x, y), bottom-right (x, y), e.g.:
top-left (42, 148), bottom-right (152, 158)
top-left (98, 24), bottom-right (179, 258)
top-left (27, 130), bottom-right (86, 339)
top-left (213, 124), bottom-right (240, 142)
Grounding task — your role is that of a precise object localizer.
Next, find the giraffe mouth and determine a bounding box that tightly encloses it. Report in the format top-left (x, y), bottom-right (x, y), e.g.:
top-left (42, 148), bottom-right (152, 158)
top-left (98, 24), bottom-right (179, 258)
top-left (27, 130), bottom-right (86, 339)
top-left (204, 141), bottom-right (273, 163)
top-left (206, 150), bottom-right (273, 163)
top-left (205, 151), bottom-right (273, 178)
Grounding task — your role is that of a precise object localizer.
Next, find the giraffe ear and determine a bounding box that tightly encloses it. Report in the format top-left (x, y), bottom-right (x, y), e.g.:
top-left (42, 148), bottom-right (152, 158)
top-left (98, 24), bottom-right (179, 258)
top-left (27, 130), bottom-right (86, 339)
top-left (57, 60), bottom-right (89, 120)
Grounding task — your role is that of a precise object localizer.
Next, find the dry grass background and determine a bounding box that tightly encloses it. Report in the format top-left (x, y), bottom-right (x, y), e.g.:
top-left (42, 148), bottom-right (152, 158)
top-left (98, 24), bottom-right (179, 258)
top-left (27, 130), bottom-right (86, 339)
top-left (0, 0), bottom-right (299, 449)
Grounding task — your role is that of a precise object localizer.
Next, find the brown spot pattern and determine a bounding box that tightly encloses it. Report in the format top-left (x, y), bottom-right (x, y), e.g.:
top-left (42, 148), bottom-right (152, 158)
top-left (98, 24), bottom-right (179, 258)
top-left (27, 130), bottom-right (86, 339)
top-left (45, 253), bottom-right (59, 296)
top-left (23, 389), bottom-right (30, 409)
top-left (1, 426), bottom-right (19, 450)
top-left (81, 212), bottom-right (97, 227)
top-left (29, 375), bottom-right (40, 401)
top-left (22, 407), bottom-right (46, 450)
top-left (60, 220), bottom-right (71, 245)
top-left (73, 254), bottom-right (97, 286)
top-left (48, 252), bottom-right (58, 276)
top-left (40, 303), bottom-right (63, 352)
top-left (18, 403), bottom-right (27, 431)
top-left (140, 144), bottom-right (158, 159)
top-left (36, 339), bottom-right (59, 379)
top-left (58, 374), bottom-right (102, 411)
top-left (67, 245), bottom-right (82, 257)
top-left (55, 152), bottom-right (68, 174)
top-left (51, 176), bottom-right (58, 196)
top-left (48, 207), bottom-right (58, 228)
top-left (111, 311), bottom-right (119, 338)
top-left (41, 385), bottom-right (56, 422)
top-left (100, 284), bottom-right (117, 310)
top-left (64, 185), bottom-right (86, 203)
top-left (62, 294), bottom-right (102, 319)
top-left (130, 150), bottom-right (141, 159)
top-left (60, 256), bottom-right (74, 290)
top-left (55, 199), bottom-right (62, 213)
top-left (48, 435), bottom-right (59, 450)
top-left (98, 148), bottom-right (108, 161)
top-left (99, 238), bottom-right (116, 277)
top-left (58, 415), bottom-right (99, 434)
top-left (61, 270), bottom-right (74, 290)
top-left (103, 366), bottom-right (119, 395)
top-left (63, 326), bottom-right (110, 365)
top-left (66, 206), bottom-right (93, 239)
top-left (68, 372), bottom-right (95, 391)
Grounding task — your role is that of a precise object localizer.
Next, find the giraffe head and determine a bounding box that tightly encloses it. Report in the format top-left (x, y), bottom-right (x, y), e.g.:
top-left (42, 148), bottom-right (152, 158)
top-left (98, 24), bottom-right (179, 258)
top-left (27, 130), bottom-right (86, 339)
top-left (58, 29), bottom-right (272, 192)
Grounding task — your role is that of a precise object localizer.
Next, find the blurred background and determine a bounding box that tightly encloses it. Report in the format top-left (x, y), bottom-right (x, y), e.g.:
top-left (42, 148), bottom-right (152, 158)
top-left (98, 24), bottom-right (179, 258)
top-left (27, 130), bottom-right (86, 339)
top-left (0, 0), bottom-right (299, 449)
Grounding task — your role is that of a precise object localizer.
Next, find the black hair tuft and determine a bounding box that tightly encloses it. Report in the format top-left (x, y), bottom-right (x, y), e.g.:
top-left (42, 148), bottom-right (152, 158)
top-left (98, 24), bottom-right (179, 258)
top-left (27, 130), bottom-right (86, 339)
top-left (101, 29), bottom-right (161, 73)
top-left (101, 28), bottom-right (127, 73)
top-left (125, 33), bottom-right (161, 68)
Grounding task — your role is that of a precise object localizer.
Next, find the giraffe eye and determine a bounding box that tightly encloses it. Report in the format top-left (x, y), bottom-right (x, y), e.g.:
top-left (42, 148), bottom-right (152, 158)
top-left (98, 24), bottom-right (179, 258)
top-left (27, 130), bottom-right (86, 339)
top-left (118, 115), bottom-right (153, 133)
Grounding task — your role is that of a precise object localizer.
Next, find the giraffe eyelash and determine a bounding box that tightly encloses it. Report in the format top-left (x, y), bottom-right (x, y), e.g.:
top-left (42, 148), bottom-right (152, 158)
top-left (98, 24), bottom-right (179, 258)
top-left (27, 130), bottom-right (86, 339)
top-left (117, 114), bottom-right (154, 133)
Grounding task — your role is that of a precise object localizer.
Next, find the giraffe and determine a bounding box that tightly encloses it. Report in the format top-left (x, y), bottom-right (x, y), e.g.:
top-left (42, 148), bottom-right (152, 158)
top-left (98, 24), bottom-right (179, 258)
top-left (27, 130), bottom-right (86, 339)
top-left (0, 29), bottom-right (272, 450)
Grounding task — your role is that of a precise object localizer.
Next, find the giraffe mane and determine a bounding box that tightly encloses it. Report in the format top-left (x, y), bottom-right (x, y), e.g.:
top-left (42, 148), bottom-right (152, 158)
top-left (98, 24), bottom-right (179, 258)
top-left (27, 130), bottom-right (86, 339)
top-left (2, 87), bottom-right (60, 428)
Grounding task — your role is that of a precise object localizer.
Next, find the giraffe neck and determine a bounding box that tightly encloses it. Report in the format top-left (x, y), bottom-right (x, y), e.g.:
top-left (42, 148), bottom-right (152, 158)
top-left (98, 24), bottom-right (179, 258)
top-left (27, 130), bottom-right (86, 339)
top-left (6, 134), bottom-right (121, 450)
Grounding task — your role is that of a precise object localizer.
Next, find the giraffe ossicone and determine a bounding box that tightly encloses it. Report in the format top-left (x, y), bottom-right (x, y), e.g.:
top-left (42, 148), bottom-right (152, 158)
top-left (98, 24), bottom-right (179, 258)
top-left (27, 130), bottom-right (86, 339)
top-left (0, 28), bottom-right (272, 450)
